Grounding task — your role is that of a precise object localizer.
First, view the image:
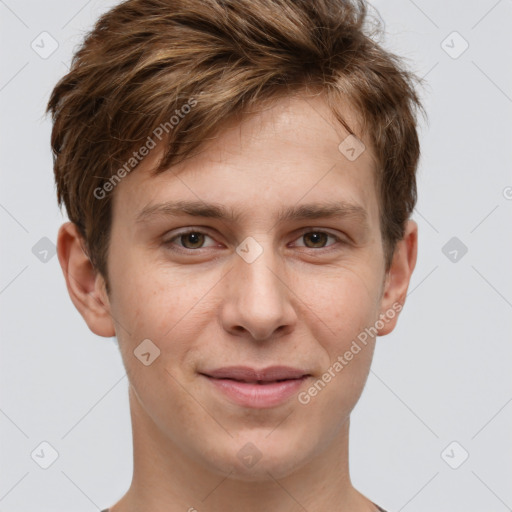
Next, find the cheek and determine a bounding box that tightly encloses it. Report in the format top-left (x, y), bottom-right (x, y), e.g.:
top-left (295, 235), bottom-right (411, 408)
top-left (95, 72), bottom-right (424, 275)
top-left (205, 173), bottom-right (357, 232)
top-left (108, 258), bottom-right (222, 388)
top-left (294, 265), bottom-right (382, 349)
top-left (110, 257), bottom-right (206, 336)
top-left (293, 266), bottom-right (380, 405)
top-left (290, 269), bottom-right (381, 458)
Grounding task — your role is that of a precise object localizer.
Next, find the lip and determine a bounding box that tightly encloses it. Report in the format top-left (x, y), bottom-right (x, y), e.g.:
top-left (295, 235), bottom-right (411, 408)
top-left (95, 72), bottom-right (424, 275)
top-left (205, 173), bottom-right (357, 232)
top-left (200, 366), bottom-right (311, 408)
top-left (203, 365), bottom-right (309, 382)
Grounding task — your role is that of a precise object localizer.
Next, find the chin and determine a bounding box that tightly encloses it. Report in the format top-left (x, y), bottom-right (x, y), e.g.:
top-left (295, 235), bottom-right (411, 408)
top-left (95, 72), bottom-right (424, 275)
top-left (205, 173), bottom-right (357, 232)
top-left (203, 431), bottom-right (312, 482)
top-left (230, 455), bottom-right (307, 482)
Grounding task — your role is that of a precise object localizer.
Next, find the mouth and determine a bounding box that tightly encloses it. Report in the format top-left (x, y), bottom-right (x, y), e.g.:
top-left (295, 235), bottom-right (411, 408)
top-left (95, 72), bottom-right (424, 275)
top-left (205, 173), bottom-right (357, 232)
top-left (199, 366), bottom-right (311, 408)
top-left (216, 378), bottom-right (303, 384)
top-left (200, 365), bottom-right (310, 382)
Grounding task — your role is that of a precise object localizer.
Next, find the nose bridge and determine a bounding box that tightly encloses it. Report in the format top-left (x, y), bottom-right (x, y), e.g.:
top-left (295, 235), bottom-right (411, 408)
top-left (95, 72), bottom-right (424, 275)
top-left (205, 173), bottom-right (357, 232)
top-left (239, 236), bottom-right (281, 297)
top-left (221, 234), bottom-right (295, 340)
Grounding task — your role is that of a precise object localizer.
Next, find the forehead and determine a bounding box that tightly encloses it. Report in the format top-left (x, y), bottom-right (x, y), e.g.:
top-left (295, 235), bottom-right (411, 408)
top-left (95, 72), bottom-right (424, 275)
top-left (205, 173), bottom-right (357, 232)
top-left (112, 94), bottom-right (380, 227)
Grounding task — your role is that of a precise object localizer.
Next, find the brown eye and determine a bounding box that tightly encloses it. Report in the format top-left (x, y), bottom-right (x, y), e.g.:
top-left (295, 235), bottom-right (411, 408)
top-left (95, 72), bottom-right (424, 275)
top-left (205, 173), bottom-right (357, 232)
top-left (179, 232), bottom-right (205, 249)
top-left (292, 230), bottom-right (343, 252)
top-left (163, 228), bottom-right (219, 253)
top-left (302, 231), bottom-right (330, 248)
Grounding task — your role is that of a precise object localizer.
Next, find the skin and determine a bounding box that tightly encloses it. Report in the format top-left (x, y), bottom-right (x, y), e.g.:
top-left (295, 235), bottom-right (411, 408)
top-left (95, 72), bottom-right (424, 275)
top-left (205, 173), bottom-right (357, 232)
top-left (57, 92), bottom-right (417, 512)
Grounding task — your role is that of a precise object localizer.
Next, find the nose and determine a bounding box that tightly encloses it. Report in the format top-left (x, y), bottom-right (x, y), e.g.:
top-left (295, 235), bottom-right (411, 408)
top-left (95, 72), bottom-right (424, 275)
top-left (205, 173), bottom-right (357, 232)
top-left (219, 238), bottom-right (297, 341)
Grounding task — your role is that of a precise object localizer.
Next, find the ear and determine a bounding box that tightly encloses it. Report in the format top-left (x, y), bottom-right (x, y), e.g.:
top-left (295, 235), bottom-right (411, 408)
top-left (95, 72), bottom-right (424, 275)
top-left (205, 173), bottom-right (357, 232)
top-left (377, 220), bottom-right (418, 336)
top-left (57, 222), bottom-right (116, 337)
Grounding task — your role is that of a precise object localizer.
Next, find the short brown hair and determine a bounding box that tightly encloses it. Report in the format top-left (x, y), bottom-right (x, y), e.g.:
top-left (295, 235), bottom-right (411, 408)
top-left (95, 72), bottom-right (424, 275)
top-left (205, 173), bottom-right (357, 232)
top-left (47, 0), bottom-right (424, 289)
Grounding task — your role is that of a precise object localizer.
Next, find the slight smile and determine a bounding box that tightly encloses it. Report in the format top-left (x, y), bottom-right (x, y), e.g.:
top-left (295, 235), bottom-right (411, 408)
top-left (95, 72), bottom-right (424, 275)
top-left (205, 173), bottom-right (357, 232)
top-left (200, 366), bottom-right (312, 408)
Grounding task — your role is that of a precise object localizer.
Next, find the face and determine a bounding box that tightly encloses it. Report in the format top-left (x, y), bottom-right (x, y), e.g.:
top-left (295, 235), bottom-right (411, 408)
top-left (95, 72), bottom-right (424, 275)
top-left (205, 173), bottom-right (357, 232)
top-left (60, 93), bottom-right (416, 482)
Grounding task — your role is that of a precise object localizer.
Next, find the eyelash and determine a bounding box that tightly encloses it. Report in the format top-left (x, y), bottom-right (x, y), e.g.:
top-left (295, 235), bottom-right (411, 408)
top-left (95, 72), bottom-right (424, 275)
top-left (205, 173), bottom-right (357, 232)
top-left (163, 228), bottom-right (345, 254)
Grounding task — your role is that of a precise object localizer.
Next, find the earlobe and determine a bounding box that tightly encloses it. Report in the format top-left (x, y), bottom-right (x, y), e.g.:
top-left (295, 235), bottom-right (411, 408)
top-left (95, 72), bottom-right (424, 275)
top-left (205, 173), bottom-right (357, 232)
top-left (57, 222), bottom-right (116, 338)
top-left (377, 220), bottom-right (418, 336)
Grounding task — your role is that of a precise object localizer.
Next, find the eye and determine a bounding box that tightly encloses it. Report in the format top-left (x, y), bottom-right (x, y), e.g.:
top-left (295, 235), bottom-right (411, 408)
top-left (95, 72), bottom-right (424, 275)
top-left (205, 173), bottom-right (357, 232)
top-left (163, 228), bottom-right (344, 254)
top-left (292, 230), bottom-right (342, 249)
top-left (164, 229), bottom-right (218, 251)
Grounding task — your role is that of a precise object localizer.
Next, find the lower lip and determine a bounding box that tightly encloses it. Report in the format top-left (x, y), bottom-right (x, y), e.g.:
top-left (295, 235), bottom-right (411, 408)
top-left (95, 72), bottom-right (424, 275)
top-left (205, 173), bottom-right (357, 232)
top-left (203, 375), bottom-right (309, 408)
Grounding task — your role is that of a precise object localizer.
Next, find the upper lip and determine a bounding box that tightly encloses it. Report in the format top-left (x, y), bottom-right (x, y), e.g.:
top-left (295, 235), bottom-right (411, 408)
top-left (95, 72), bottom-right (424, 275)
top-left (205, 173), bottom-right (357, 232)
top-left (201, 366), bottom-right (310, 382)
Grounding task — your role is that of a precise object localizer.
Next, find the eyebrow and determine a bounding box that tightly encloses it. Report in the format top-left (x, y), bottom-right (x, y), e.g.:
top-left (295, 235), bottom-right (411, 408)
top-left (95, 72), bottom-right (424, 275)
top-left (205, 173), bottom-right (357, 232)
top-left (135, 199), bottom-right (368, 226)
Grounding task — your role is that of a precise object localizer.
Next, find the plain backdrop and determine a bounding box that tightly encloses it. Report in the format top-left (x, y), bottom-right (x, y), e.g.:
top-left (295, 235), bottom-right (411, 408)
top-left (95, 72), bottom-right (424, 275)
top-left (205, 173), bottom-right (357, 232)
top-left (1, 1), bottom-right (511, 511)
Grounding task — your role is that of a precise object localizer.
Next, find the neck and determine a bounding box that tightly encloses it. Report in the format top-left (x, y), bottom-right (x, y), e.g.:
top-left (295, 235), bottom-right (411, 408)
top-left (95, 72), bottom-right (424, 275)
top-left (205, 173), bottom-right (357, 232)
top-left (110, 386), bottom-right (376, 512)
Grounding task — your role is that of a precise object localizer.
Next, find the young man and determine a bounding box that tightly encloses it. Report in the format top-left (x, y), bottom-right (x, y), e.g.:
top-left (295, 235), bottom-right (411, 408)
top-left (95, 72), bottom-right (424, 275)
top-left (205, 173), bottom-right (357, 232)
top-left (47, 0), bottom-right (422, 510)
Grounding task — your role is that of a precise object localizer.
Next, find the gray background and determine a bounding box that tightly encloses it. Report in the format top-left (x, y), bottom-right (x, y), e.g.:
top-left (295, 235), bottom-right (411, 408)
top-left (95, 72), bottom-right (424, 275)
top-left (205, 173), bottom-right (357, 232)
top-left (1, 1), bottom-right (511, 511)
